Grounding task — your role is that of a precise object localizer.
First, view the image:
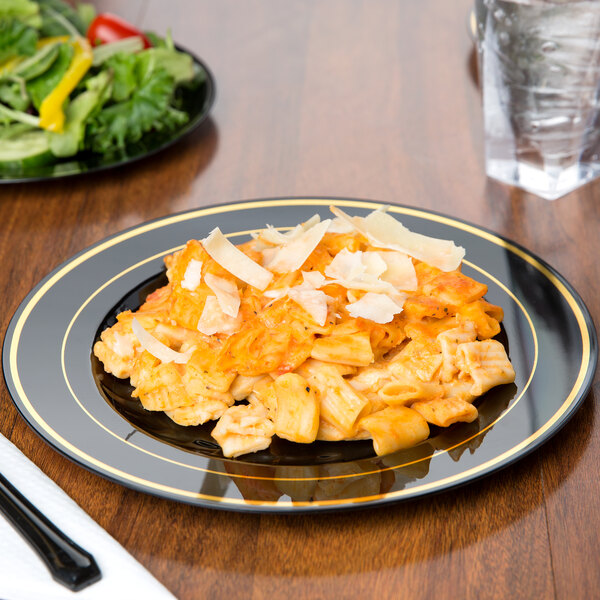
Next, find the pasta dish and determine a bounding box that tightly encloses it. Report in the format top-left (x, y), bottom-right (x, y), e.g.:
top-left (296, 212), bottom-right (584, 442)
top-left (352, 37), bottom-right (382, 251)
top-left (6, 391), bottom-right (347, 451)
top-left (94, 206), bottom-right (515, 458)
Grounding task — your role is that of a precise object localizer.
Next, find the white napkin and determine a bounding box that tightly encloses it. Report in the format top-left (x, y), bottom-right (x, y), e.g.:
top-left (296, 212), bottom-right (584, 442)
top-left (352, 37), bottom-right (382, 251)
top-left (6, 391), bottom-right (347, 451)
top-left (0, 434), bottom-right (176, 600)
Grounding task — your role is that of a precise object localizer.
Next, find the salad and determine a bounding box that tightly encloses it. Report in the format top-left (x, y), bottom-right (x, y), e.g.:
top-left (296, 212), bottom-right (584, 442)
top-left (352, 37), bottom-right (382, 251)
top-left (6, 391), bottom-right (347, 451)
top-left (0, 0), bottom-right (206, 173)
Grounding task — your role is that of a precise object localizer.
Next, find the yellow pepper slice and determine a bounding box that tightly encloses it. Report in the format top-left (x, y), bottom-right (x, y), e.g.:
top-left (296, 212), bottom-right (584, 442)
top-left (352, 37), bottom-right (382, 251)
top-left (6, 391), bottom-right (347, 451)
top-left (39, 37), bottom-right (93, 133)
top-left (37, 36), bottom-right (70, 48)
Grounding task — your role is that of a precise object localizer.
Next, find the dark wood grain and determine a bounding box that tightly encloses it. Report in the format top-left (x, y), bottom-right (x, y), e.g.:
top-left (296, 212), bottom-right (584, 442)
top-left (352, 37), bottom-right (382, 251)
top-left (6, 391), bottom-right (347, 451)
top-left (1, 1), bottom-right (599, 599)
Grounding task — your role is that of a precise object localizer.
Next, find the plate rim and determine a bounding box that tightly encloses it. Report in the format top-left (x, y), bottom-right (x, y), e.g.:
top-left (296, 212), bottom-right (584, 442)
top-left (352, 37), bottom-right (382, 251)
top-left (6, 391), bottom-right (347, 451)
top-left (3, 197), bottom-right (598, 513)
top-left (0, 44), bottom-right (216, 184)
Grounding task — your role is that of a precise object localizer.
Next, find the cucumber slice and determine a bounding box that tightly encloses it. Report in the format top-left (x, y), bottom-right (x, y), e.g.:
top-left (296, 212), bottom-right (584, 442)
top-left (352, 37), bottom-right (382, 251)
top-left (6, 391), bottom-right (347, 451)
top-left (0, 130), bottom-right (53, 169)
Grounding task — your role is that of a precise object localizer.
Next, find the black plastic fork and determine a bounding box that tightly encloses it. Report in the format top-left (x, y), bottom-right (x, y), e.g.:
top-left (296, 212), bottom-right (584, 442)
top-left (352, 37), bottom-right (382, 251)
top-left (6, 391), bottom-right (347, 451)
top-left (0, 471), bottom-right (102, 591)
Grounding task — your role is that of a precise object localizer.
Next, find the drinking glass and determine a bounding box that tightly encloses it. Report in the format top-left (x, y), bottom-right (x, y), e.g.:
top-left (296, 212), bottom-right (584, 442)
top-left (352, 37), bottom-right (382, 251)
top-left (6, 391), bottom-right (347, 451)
top-left (476, 0), bottom-right (600, 200)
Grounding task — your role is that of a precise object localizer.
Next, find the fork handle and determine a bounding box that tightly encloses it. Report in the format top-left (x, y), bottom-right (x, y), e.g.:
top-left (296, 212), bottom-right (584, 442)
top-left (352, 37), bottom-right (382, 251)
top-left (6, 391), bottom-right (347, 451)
top-left (0, 471), bottom-right (102, 591)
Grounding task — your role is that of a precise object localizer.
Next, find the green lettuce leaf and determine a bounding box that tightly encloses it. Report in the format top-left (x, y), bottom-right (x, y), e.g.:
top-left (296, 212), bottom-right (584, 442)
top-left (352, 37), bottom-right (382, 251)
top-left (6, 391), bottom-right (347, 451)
top-left (86, 66), bottom-right (188, 153)
top-left (101, 45), bottom-right (195, 105)
top-left (0, 78), bottom-right (29, 111)
top-left (137, 47), bottom-right (195, 85)
top-left (104, 52), bottom-right (138, 102)
top-left (0, 18), bottom-right (39, 63)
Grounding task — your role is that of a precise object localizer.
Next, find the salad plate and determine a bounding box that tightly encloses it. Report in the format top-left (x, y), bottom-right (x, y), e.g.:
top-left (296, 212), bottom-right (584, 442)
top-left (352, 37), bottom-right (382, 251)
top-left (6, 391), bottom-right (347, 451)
top-left (0, 47), bottom-right (215, 184)
top-left (2, 198), bottom-right (597, 513)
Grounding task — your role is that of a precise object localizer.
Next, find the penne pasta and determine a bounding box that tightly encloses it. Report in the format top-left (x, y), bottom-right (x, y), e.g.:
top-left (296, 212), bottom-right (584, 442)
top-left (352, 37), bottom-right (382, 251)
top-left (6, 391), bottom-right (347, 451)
top-left (299, 361), bottom-right (370, 437)
top-left (310, 332), bottom-right (374, 366)
top-left (379, 380), bottom-right (444, 406)
top-left (230, 374), bottom-right (267, 401)
top-left (411, 397), bottom-right (478, 428)
top-left (456, 340), bottom-right (516, 396)
top-left (359, 407), bottom-right (430, 456)
top-left (272, 373), bottom-right (320, 443)
top-left (437, 321), bottom-right (477, 383)
top-left (94, 208), bottom-right (516, 459)
top-left (211, 404), bottom-right (275, 458)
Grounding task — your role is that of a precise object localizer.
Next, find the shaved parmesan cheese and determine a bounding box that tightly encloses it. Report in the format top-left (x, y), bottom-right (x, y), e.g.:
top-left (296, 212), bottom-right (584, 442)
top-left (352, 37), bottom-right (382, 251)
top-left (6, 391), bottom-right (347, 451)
top-left (302, 213), bottom-right (322, 230)
top-left (327, 216), bottom-right (355, 234)
top-left (245, 236), bottom-right (271, 252)
top-left (288, 288), bottom-right (329, 326)
top-left (261, 246), bottom-right (279, 266)
top-left (261, 268), bottom-right (330, 322)
top-left (181, 259), bottom-right (203, 291)
top-left (259, 214), bottom-right (321, 245)
top-left (262, 270), bottom-right (327, 311)
top-left (260, 224), bottom-right (302, 245)
top-left (202, 227), bottom-right (273, 290)
top-left (261, 287), bottom-right (289, 308)
top-left (266, 219), bottom-right (331, 273)
top-left (377, 251), bottom-right (418, 290)
top-left (325, 249), bottom-right (396, 293)
top-left (329, 205), bottom-right (465, 272)
top-left (363, 211), bottom-right (465, 271)
top-left (362, 252), bottom-right (388, 279)
top-left (197, 296), bottom-right (242, 336)
top-left (346, 292), bottom-right (407, 324)
top-left (329, 278), bottom-right (396, 294)
top-left (132, 318), bottom-right (194, 364)
top-left (329, 205), bottom-right (371, 237)
top-left (325, 248), bottom-right (365, 281)
top-left (204, 273), bottom-right (240, 318)
top-left (263, 288), bottom-right (289, 300)
top-left (301, 270), bottom-right (326, 289)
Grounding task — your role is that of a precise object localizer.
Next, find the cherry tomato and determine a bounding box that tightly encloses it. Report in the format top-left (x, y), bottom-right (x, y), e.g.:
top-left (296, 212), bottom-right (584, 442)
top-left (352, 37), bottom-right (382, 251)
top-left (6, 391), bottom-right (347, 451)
top-left (87, 13), bottom-right (152, 49)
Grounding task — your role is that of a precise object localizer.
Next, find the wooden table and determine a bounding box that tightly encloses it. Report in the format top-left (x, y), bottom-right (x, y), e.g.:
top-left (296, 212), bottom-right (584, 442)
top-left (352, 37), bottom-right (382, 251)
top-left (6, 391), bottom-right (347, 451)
top-left (1, 1), bottom-right (598, 598)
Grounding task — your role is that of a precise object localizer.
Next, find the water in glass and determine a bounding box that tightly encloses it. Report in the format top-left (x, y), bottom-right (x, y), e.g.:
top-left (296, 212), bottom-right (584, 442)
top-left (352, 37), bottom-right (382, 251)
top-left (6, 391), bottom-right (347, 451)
top-left (477, 0), bottom-right (600, 199)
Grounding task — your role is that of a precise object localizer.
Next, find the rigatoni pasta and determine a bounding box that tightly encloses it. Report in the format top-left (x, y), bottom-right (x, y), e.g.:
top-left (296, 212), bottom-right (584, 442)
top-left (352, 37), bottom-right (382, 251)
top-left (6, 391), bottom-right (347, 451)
top-left (94, 206), bottom-right (516, 458)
